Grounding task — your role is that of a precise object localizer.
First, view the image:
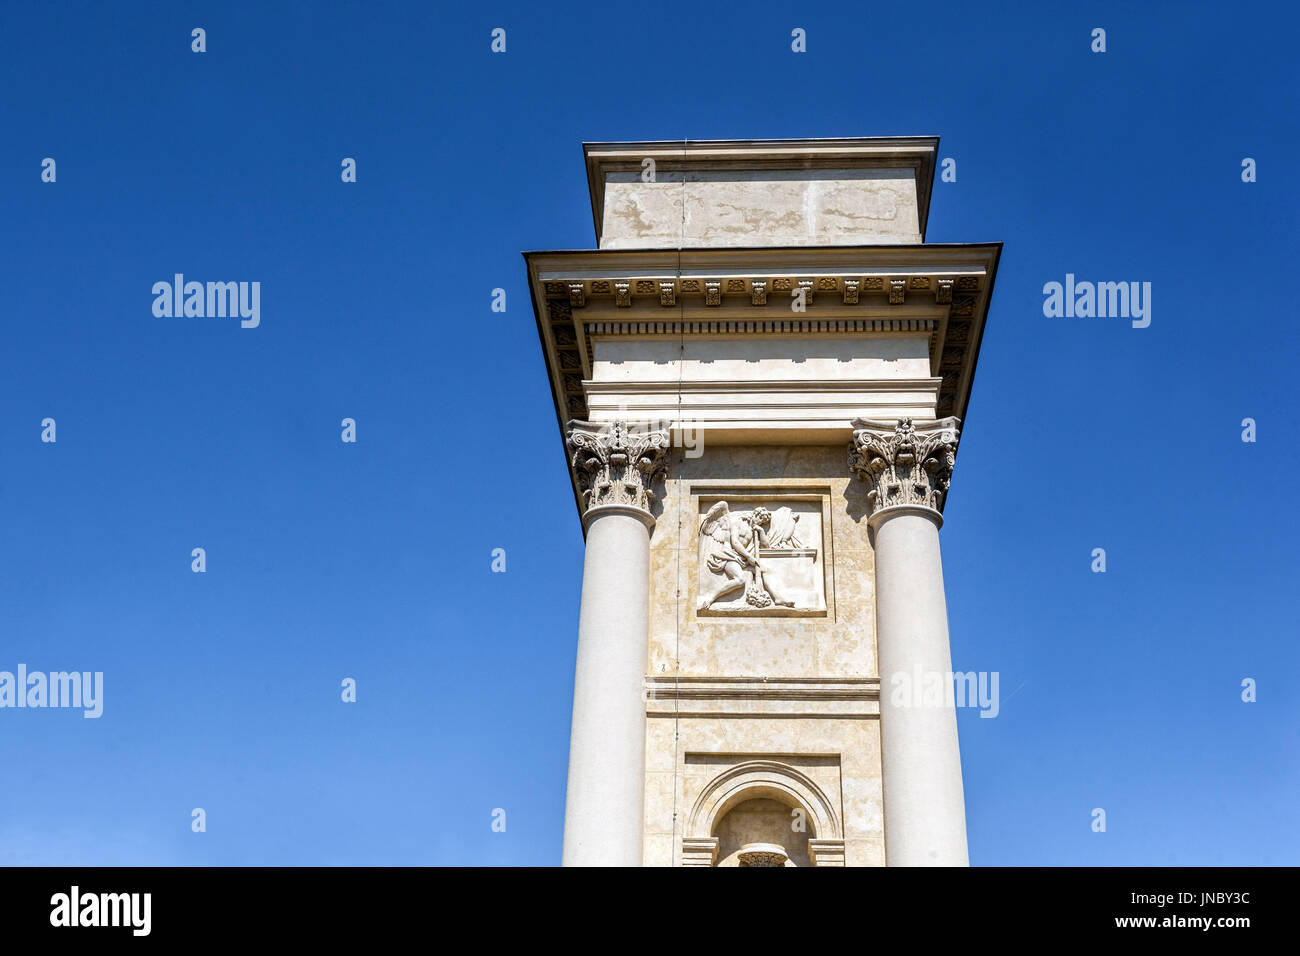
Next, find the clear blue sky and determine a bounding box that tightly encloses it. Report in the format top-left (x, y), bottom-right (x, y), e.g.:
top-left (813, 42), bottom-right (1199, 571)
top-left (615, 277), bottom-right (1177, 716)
top-left (1, 1), bottom-right (1295, 866)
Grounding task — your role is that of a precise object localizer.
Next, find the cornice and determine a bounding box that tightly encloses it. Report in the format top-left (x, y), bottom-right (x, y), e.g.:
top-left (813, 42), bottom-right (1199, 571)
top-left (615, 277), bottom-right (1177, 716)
top-left (526, 245), bottom-right (998, 424)
top-left (526, 242), bottom-right (995, 275)
top-left (544, 272), bottom-right (974, 309)
top-left (525, 243), bottom-right (1000, 525)
top-left (584, 377), bottom-right (943, 394)
top-left (526, 247), bottom-right (999, 528)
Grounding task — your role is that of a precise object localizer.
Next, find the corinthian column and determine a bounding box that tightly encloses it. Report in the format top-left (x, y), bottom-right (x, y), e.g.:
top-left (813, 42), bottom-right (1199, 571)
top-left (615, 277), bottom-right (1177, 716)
top-left (848, 417), bottom-right (969, 866)
top-left (561, 420), bottom-right (669, 866)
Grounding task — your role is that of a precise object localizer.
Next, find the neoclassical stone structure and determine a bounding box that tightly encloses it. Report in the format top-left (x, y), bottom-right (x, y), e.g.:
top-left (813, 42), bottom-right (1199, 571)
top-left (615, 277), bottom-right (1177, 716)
top-left (525, 138), bottom-right (1000, 866)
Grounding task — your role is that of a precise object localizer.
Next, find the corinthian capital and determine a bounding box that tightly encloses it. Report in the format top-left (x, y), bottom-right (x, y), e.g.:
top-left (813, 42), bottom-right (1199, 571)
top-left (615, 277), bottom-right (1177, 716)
top-left (567, 420), bottom-right (670, 517)
top-left (848, 417), bottom-right (961, 522)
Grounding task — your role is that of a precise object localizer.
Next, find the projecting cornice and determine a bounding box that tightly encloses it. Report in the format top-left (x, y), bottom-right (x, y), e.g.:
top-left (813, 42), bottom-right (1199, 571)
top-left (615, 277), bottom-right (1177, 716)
top-left (526, 243), bottom-right (999, 524)
top-left (525, 243), bottom-right (1001, 428)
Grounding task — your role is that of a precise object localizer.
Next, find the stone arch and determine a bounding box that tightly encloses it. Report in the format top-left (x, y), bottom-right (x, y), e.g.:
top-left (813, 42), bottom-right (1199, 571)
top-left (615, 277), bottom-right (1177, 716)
top-left (682, 759), bottom-right (845, 865)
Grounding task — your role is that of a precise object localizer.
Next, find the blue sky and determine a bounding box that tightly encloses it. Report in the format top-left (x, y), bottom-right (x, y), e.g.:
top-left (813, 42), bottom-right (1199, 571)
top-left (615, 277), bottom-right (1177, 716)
top-left (1, 0), bottom-right (1295, 866)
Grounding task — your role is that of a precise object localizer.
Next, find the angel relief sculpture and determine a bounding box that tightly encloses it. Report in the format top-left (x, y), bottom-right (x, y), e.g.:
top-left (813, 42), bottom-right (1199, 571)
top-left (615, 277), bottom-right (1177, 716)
top-left (698, 502), bottom-right (806, 610)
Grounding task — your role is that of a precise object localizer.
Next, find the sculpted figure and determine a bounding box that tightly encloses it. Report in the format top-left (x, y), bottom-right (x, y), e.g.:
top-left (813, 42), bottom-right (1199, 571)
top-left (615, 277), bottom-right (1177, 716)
top-left (699, 503), bottom-right (796, 609)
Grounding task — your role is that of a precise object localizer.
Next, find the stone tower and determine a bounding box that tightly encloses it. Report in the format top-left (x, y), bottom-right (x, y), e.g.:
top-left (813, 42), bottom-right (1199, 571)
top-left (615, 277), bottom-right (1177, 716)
top-left (524, 138), bottom-right (1000, 866)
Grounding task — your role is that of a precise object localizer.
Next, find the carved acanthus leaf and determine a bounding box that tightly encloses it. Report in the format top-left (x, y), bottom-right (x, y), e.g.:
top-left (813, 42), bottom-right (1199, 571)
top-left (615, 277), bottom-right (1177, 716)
top-left (847, 417), bottom-right (960, 517)
top-left (567, 420), bottom-right (669, 515)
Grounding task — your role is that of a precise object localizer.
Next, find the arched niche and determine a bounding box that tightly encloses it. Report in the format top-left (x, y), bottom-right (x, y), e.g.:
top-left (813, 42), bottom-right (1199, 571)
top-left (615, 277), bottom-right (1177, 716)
top-left (681, 759), bottom-right (846, 867)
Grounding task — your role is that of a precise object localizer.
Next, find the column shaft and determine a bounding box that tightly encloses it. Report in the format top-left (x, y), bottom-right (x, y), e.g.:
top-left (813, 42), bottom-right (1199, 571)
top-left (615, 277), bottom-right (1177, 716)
top-left (849, 416), bottom-right (968, 866)
top-left (873, 508), bottom-right (969, 865)
top-left (561, 506), bottom-right (652, 866)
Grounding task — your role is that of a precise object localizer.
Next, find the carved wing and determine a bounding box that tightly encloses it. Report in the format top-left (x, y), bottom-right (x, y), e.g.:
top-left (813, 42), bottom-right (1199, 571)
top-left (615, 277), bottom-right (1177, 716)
top-left (764, 507), bottom-right (802, 549)
top-left (700, 501), bottom-right (731, 544)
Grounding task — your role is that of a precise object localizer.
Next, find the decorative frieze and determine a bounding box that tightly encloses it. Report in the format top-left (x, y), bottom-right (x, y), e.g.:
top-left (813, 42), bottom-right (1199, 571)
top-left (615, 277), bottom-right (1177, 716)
top-left (547, 274), bottom-right (980, 309)
top-left (539, 268), bottom-right (987, 451)
top-left (584, 317), bottom-right (937, 335)
top-left (847, 417), bottom-right (960, 519)
top-left (567, 420), bottom-right (669, 516)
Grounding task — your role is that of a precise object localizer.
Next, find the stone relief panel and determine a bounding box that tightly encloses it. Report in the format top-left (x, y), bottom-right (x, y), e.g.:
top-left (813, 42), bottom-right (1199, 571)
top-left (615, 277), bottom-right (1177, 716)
top-left (697, 498), bottom-right (826, 615)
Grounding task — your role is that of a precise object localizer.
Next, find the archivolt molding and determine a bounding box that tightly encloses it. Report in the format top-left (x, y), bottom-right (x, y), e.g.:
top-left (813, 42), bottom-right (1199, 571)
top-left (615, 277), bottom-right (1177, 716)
top-left (686, 759), bottom-right (842, 842)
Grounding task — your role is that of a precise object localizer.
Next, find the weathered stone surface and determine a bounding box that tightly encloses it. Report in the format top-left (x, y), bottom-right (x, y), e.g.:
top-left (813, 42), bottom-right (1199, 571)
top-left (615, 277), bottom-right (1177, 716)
top-left (600, 169), bottom-right (922, 249)
top-left (641, 445), bottom-right (884, 866)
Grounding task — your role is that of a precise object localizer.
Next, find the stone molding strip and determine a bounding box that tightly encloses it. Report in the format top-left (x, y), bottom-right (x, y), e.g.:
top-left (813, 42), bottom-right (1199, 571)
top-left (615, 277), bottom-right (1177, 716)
top-left (545, 273), bottom-right (981, 306)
